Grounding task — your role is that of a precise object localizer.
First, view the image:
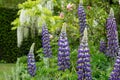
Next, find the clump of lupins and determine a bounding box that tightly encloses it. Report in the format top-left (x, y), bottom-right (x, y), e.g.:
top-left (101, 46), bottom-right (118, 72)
top-left (58, 23), bottom-right (70, 71)
top-left (99, 40), bottom-right (107, 54)
top-left (42, 24), bottom-right (52, 57)
top-left (109, 49), bottom-right (120, 80)
top-left (27, 43), bottom-right (36, 77)
top-left (77, 28), bottom-right (92, 80)
top-left (78, 0), bottom-right (87, 37)
top-left (106, 8), bottom-right (119, 57)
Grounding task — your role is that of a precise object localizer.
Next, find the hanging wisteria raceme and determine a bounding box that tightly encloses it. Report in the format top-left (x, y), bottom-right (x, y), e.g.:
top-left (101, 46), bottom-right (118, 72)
top-left (109, 49), bottom-right (120, 80)
top-left (99, 40), bottom-right (107, 54)
top-left (17, 9), bottom-right (39, 47)
top-left (119, 0), bottom-right (120, 5)
top-left (42, 24), bottom-right (52, 57)
top-left (77, 28), bottom-right (92, 80)
top-left (17, 26), bottom-right (24, 47)
top-left (27, 43), bottom-right (36, 77)
top-left (106, 8), bottom-right (119, 57)
top-left (78, 0), bottom-right (87, 37)
top-left (58, 23), bottom-right (70, 71)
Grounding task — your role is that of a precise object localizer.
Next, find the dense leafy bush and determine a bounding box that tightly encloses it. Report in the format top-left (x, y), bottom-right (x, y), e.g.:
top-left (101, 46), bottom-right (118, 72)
top-left (4, 46), bottom-right (114, 80)
top-left (0, 7), bottom-right (18, 63)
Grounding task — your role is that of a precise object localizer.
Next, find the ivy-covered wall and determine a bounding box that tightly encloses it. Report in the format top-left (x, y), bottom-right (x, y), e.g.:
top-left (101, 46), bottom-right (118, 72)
top-left (0, 7), bottom-right (41, 63)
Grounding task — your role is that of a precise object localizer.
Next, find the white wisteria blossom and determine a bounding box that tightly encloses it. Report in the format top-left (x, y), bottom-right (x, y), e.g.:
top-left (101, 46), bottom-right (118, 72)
top-left (16, 0), bottom-right (56, 47)
top-left (17, 26), bottom-right (24, 47)
top-left (45, 0), bottom-right (54, 12)
top-left (20, 9), bottom-right (30, 26)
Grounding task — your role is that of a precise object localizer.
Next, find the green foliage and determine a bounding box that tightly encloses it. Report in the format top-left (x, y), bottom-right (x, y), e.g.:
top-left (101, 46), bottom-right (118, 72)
top-left (18, 56), bottom-right (27, 64)
top-left (5, 0), bottom-right (120, 79)
top-left (0, 7), bottom-right (19, 63)
top-left (4, 44), bottom-right (115, 80)
top-left (12, 0), bottom-right (120, 46)
top-left (4, 58), bottom-right (29, 80)
top-left (12, 0), bottom-right (60, 31)
top-left (0, 64), bottom-right (15, 80)
top-left (0, 0), bottom-right (26, 8)
top-left (89, 41), bottom-right (114, 80)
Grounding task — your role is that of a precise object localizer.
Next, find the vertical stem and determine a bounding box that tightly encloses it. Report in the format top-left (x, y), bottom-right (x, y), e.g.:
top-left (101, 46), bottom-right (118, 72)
top-left (43, 57), bottom-right (49, 68)
top-left (108, 57), bottom-right (114, 67)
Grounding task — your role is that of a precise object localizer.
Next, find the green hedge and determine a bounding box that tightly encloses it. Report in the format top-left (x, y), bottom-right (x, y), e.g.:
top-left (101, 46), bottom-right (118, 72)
top-left (0, 7), bottom-right (41, 63)
top-left (0, 0), bottom-right (26, 8)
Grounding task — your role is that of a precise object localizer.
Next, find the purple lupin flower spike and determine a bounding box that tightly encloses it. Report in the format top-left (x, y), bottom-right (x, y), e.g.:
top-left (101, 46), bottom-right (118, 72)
top-left (78, 0), bottom-right (87, 37)
top-left (99, 40), bottom-right (107, 54)
top-left (58, 23), bottom-right (70, 71)
top-left (27, 43), bottom-right (36, 77)
top-left (106, 8), bottom-right (119, 57)
top-left (109, 49), bottom-right (120, 80)
top-left (77, 28), bottom-right (92, 80)
top-left (42, 24), bottom-right (52, 57)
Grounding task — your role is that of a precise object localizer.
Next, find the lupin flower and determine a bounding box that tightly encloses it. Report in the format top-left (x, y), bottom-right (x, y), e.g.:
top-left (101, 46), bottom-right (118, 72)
top-left (42, 24), bottom-right (52, 57)
top-left (78, 0), bottom-right (87, 37)
top-left (58, 23), bottom-right (70, 71)
top-left (77, 28), bottom-right (92, 80)
top-left (106, 8), bottom-right (119, 57)
top-left (109, 49), bottom-right (120, 80)
top-left (99, 40), bottom-right (107, 54)
top-left (27, 43), bottom-right (36, 77)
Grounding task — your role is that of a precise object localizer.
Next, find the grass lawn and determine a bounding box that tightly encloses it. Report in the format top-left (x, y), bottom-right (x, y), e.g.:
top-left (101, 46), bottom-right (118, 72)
top-left (0, 64), bottom-right (15, 80)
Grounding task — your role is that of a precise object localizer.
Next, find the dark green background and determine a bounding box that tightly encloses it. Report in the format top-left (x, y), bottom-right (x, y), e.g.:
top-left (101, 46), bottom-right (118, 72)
top-left (0, 7), bottom-right (41, 63)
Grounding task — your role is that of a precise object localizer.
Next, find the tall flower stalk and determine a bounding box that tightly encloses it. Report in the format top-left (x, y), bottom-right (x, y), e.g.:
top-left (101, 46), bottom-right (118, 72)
top-left (42, 24), bottom-right (52, 57)
top-left (99, 40), bottom-right (107, 54)
top-left (27, 43), bottom-right (36, 77)
top-left (78, 0), bottom-right (87, 37)
top-left (106, 8), bottom-right (119, 57)
top-left (58, 23), bottom-right (70, 71)
top-left (109, 49), bottom-right (120, 80)
top-left (77, 28), bottom-right (92, 80)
